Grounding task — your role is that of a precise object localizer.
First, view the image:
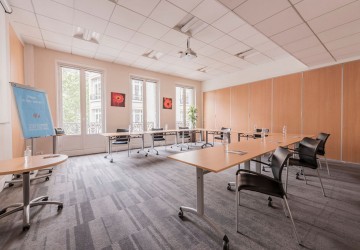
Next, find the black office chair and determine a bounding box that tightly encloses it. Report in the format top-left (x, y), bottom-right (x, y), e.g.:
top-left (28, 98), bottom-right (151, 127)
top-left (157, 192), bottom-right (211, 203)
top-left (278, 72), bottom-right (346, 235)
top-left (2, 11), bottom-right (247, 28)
top-left (112, 128), bottom-right (130, 156)
top-left (288, 137), bottom-right (326, 197)
top-left (177, 126), bottom-right (191, 151)
top-left (213, 127), bottom-right (231, 144)
top-left (236, 147), bottom-right (300, 245)
top-left (316, 133), bottom-right (331, 176)
top-left (149, 128), bottom-right (166, 155)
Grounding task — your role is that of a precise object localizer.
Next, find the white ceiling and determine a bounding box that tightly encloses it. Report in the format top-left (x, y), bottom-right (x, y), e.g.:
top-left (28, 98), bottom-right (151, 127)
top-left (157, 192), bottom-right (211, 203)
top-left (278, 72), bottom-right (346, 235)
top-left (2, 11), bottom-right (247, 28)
top-left (7, 0), bottom-right (360, 82)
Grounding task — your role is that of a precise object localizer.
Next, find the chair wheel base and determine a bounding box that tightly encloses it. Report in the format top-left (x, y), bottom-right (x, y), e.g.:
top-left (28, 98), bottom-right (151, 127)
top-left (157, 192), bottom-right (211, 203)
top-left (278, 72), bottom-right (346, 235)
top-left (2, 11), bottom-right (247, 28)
top-left (296, 172), bottom-right (300, 180)
top-left (223, 235), bottom-right (229, 250)
top-left (268, 197), bottom-right (273, 207)
top-left (23, 225), bottom-right (30, 231)
top-left (0, 208), bottom-right (6, 215)
top-left (57, 205), bottom-right (63, 211)
top-left (42, 197), bottom-right (48, 201)
top-left (8, 183), bottom-right (14, 187)
top-left (178, 208), bottom-right (184, 219)
top-left (45, 177), bottom-right (50, 181)
top-left (227, 184), bottom-right (232, 191)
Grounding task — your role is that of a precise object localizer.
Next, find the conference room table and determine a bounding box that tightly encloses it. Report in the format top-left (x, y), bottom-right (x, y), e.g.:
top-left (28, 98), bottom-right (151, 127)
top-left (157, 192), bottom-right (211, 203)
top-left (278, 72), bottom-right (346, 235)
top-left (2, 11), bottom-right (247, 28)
top-left (0, 154), bottom-right (68, 231)
top-left (168, 133), bottom-right (311, 249)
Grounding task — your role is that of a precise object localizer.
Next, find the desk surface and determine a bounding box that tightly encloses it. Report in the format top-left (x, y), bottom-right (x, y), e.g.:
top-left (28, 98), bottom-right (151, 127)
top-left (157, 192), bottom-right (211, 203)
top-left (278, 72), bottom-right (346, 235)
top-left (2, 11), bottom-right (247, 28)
top-left (168, 134), bottom-right (311, 173)
top-left (0, 154), bottom-right (68, 175)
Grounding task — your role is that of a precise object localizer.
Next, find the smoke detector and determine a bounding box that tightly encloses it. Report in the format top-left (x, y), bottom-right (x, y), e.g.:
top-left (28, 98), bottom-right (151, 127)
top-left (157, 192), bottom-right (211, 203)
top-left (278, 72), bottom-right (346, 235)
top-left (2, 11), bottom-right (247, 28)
top-left (178, 37), bottom-right (197, 60)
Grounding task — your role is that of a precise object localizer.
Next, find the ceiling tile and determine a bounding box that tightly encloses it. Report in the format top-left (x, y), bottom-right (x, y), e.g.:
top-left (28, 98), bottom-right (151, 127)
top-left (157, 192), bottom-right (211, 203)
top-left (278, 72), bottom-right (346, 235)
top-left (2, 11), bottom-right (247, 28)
top-left (218, 64), bottom-right (239, 73)
top-left (123, 43), bottom-right (149, 55)
top-left (217, 0), bottom-right (247, 10)
top-left (300, 52), bottom-right (334, 66)
top-left (116, 51), bottom-right (139, 64)
top-left (166, 0), bottom-right (203, 12)
top-left (229, 24), bottom-right (257, 41)
top-left (138, 19), bottom-right (170, 39)
top-left (212, 11), bottom-right (245, 34)
top-left (22, 36), bottom-right (44, 47)
top-left (332, 43), bottom-right (360, 58)
top-left (193, 25), bottom-right (224, 43)
top-left (325, 32), bottom-right (360, 51)
top-left (12, 22), bottom-right (42, 40)
top-left (151, 40), bottom-right (177, 54)
top-left (289, 0), bottom-right (303, 4)
top-left (317, 19), bottom-right (360, 43)
top-left (262, 47), bottom-right (289, 59)
top-left (188, 38), bottom-right (207, 51)
top-left (294, 0), bottom-right (355, 21)
top-left (223, 42), bottom-right (250, 55)
top-left (9, 0), bottom-right (33, 12)
top-left (10, 7), bottom-right (38, 27)
top-left (211, 35), bottom-right (238, 50)
top-left (37, 15), bottom-right (73, 36)
top-left (130, 32), bottom-right (157, 48)
top-left (105, 22), bottom-right (136, 41)
top-left (283, 35), bottom-right (320, 53)
top-left (72, 38), bottom-right (99, 51)
top-left (254, 41), bottom-right (280, 53)
top-left (72, 47), bottom-right (96, 58)
top-left (160, 29), bottom-right (188, 46)
top-left (307, 1), bottom-right (360, 33)
top-left (42, 30), bottom-right (72, 46)
top-left (74, 0), bottom-right (115, 20)
top-left (197, 45), bottom-right (220, 57)
top-left (255, 7), bottom-right (303, 37)
top-left (110, 5), bottom-right (147, 31)
top-left (244, 53), bottom-right (272, 65)
top-left (45, 41), bottom-right (71, 53)
top-left (116, 0), bottom-right (160, 16)
top-left (234, 0), bottom-right (290, 25)
top-left (271, 23), bottom-right (312, 46)
top-left (208, 50), bottom-right (233, 61)
top-left (292, 45), bottom-right (328, 59)
top-left (73, 10), bottom-right (108, 33)
top-left (52, 0), bottom-right (73, 8)
top-left (150, 0), bottom-right (187, 28)
top-left (32, 0), bottom-right (73, 24)
top-left (243, 33), bottom-right (269, 47)
top-left (191, 0), bottom-right (229, 24)
top-left (99, 35), bottom-right (127, 50)
top-left (334, 48), bottom-right (360, 61)
top-left (94, 53), bottom-right (117, 63)
top-left (96, 45), bottom-right (121, 57)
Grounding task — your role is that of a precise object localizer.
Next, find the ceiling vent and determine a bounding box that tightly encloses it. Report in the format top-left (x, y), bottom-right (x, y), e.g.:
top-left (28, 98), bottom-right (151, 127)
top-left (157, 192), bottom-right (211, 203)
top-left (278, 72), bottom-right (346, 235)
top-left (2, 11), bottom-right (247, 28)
top-left (73, 27), bottom-right (100, 44)
top-left (178, 37), bottom-right (197, 60)
top-left (197, 67), bottom-right (207, 73)
top-left (142, 50), bottom-right (163, 60)
top-left (235, 49), bottom-right (258, 59)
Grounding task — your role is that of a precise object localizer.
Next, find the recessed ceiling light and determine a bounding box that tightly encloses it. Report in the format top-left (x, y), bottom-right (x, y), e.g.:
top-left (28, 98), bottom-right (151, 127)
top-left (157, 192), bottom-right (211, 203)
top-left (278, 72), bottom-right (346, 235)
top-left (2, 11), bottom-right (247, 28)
top-left (73, 27), bottom-right (100, 44)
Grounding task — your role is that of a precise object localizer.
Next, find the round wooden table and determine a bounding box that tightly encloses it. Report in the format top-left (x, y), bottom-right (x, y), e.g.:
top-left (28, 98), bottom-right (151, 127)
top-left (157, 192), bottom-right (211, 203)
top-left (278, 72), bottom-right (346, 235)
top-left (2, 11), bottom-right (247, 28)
top-left (0, 154), bottom-right (68, 231)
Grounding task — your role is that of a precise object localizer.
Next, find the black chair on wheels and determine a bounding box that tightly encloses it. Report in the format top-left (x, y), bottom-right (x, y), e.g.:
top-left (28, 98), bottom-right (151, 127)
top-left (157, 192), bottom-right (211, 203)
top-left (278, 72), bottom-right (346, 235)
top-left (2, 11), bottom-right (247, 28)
top-left (316, 133), bottom-right (331, 176)
top-left (213, 127), bottom-right (231, 144)
top-left (112, 128), bottom-right (130, 156)
top-left (287, 137), bottom-right (326, 197)
top-left (149, 128), bottom-right (166, 155)
top-left (236, 147), bottom-right (301, 245)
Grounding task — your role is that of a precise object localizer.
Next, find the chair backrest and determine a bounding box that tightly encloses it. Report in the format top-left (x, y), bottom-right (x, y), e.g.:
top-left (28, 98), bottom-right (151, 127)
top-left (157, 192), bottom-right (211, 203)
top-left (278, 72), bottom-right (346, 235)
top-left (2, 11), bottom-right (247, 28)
top-left (179, 126), bottom-right (190, 136)
top-left (151, 128), bottom-right (164, 139)
top-left (298, 137), bottom-right (321, 169)
top-left (254, 128), bottom-right (269, 138)
top-left (316, 133), bottom-right (330, 155)
top-left (116, 128), bottom-right (129, 141)
top-left (270, 147), bottom-right (292, 182)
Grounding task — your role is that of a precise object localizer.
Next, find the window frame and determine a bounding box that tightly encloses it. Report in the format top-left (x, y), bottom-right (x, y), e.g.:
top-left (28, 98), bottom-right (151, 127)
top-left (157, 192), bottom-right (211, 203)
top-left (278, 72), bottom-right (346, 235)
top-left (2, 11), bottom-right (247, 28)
top-left (175, 84), bottom-right (196, 128)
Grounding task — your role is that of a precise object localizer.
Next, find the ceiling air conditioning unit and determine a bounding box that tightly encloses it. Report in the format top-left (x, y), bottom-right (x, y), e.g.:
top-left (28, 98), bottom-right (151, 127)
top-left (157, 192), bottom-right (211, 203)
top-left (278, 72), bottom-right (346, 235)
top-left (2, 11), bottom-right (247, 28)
top-left (179, 37), bottom-right (197, 60)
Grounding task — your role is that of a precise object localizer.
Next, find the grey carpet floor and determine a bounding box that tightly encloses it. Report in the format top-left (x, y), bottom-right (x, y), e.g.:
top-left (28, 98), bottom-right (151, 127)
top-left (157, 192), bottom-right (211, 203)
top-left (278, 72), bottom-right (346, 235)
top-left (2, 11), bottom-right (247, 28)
top-left (0, 146), bottom-right (359, 250)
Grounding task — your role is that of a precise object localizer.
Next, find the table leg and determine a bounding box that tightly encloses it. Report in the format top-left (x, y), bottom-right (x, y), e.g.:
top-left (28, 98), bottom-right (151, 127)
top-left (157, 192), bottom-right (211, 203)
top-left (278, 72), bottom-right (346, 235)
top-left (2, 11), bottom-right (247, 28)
top-left (201, 131), bottom-right (213, 148)
top-left (255, 156), bottom-right (261, 173)
top-left (23, 172), bottom-right (30, 230)
top-left (104, 137), bottom-right (113, 163)
top-left (178, 168), bottom-right (229, 249)
top-left (136, 134), bottom-right (148, 156)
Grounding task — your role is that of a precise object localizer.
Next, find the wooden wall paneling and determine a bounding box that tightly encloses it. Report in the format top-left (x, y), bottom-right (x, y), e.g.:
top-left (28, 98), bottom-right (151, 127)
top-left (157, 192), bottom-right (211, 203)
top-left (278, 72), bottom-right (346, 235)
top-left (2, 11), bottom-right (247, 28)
top-left (273, 73), bottom-right (302, 134)
top-left (303, 65), bottom-right (342, 160)
top-left (203, 91), bottom-right (215, 129)
top-left (230, 84), bottom-right (249, 142)
top-left (9, 25), bottom-right (25, 158)
top-left (214, 87), bottom-right (231, 129)
top-left (249, 79), bottom-right (272, 131)
top-left (343, 61), bottom-right (360, 163)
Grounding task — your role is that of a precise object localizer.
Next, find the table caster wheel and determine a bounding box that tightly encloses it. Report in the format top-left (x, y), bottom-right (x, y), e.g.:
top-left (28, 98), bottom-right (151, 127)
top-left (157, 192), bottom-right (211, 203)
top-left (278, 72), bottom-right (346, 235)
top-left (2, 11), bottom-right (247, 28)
top-left (49, 170), bottom-right (53, 173)
top-left (137, 151), bottom-right (140, 154)
top-left (268, 197), bottom-right (273, 207)
top-left (296, 172), bottom-right (300, 180)
top-left (0, 208), bottom-right (7, 215)
top-left (145, 154), bottom-right (148, 157)
top-left (57, 205), bottom-right (63, 211)
top-left (110, 159), bottom-right (113, 163)
top-left (223, 235), bottom-right (229, 250)
top-left (227, 184), bottom-right (232, 191)
top-left (42, 197), bottom-right (48, 201)
top-left (23, 225), bottom-right (30, 231)
top-left (45, 177), bottom-right (50, 181)
top-left (178, 208), bottom-right (184, 219)
top-left (156, 152), bottom-right (159, 155)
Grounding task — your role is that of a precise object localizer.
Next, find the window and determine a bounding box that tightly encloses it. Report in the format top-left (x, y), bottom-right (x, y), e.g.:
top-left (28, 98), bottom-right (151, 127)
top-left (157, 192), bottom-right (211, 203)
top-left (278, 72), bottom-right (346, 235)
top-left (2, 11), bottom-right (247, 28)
top-left (176, 86), bottom-right (195, 128)
top-left (131, 77), bottom-right (159, 131)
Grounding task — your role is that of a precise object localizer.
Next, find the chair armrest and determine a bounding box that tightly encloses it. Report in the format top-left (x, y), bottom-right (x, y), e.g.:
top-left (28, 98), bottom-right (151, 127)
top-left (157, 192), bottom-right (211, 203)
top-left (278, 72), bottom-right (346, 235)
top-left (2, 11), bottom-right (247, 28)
top-left (236, 169), bottom-right (256, 175)
top-left (250, 159), bottom-right (271, 166)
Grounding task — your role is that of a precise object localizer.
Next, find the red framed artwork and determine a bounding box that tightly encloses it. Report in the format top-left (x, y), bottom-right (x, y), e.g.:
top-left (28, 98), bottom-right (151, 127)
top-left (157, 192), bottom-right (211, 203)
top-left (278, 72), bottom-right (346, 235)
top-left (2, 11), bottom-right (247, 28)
top-left (111, 92), bottom-right (125, 107)
top-left (163, 97), bottom-right (172, 109)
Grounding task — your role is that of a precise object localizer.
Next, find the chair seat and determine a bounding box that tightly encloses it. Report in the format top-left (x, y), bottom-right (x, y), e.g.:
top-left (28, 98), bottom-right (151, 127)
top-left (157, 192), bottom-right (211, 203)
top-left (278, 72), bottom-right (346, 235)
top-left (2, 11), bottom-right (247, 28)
top-left (179, 135), bottom-right (190, 138)
top-left (214, 136), bottom-right (223, 140)
top-left (289, 158), bottom-right (316, 169)
top-left (153, 138), bottom-right (165, 141)
top-left (238, 171), bottom-right (284, 198)
top-left (112, 141), bottom-right (128, 145)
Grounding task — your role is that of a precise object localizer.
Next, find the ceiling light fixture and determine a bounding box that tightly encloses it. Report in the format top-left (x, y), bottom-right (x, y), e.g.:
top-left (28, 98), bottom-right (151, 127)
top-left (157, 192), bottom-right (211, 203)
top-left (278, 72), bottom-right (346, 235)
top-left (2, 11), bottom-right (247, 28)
top-left (143, 50), bottom-right (163, 60)
top-left (179, 37), bottom-right (197, 60)
top-left (177, 15), bottom-right (207, 36)
top-left (235, 49), bottom-right (258, 59)
top-left (197, 67), bottom-right (207, 73)
top-left (73, 27), bottom-right (100, 44)
top-left (0, 0), bottom-right (12, 14)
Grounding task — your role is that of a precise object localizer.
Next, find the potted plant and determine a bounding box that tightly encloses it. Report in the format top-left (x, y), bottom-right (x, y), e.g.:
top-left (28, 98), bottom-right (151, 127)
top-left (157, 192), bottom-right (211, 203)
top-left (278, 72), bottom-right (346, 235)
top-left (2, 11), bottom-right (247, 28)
top-left (187, 105), bottom-right (198, 129)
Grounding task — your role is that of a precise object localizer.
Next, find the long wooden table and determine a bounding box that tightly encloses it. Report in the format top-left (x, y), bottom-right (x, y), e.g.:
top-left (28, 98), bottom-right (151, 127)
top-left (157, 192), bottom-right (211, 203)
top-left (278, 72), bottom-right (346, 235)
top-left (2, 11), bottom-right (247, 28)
top-left (167, 133), bottom-right (311, 248)
top-left (0, 154), bottom-right (68, 231)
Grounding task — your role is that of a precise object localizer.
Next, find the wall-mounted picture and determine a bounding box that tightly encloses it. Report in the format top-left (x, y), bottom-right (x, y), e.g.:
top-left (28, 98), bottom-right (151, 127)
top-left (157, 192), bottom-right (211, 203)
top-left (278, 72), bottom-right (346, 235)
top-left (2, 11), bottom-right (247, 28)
top-left (163, 97), bottom-right (172, 109)
top-left (111, 92), bottom-right (125, 107)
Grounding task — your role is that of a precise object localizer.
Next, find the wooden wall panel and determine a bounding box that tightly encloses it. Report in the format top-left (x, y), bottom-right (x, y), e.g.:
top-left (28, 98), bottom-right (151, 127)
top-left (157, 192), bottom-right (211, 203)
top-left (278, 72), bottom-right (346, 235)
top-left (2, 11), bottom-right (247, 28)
top-left (273, 73), bottom-right (302, 134)
top-left (214, 88), bottom-right (231, 129)
top-left (9, 25), bottom-right (25, 158)
top-left (249, 79), bottom-right (272, 130)
top-left (303, 65), bottom-right (341, 160)
top-left (230, 84), bottom-right (249, 131)
top-left (203, 91), bottom-right (215, 129)
top-left (343, 61), bottom-right (360, 163)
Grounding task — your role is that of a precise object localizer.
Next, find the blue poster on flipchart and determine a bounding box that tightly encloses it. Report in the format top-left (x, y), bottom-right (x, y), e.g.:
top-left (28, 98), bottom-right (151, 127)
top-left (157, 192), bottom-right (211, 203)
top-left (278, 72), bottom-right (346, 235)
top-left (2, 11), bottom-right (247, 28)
top-left (11, 83), bottom-right (55, 139)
